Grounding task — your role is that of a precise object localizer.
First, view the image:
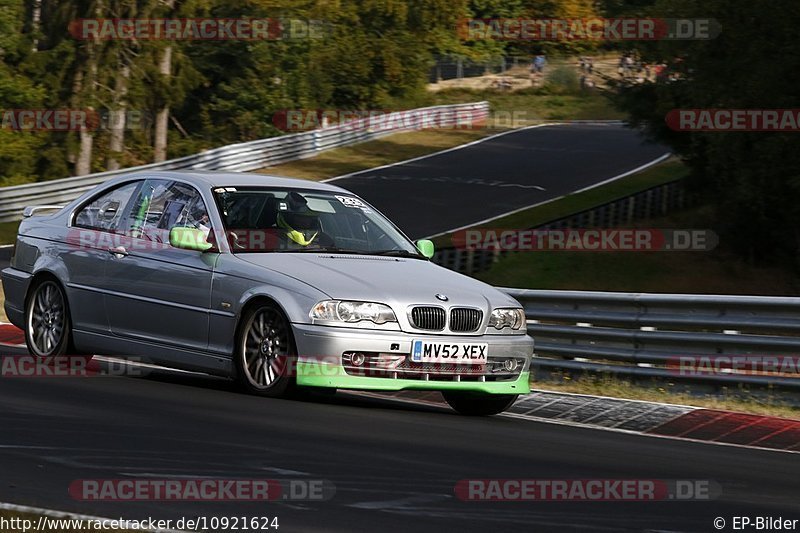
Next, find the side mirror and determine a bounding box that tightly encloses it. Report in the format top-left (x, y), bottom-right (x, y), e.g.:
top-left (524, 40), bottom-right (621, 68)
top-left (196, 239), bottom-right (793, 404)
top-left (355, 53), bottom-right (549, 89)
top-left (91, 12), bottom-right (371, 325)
top-left (169, 226), bottom-right (213, 252)
top-left (415, 239), bottom-right (435, 259)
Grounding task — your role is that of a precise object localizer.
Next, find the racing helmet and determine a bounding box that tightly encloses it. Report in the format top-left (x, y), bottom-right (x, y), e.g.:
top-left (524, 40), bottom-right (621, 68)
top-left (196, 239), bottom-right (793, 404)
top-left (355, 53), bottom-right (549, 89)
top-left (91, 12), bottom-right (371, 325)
top-left (277, 191), bottom-right (320, 246)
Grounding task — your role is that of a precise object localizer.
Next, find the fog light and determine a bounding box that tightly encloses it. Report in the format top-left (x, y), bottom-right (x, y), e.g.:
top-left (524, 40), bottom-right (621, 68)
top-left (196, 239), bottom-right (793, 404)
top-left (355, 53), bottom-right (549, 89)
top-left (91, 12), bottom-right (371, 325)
top-left (503, 358), bottom-right (519, 372)
top-left (351, 353), bottom-right (366, 367)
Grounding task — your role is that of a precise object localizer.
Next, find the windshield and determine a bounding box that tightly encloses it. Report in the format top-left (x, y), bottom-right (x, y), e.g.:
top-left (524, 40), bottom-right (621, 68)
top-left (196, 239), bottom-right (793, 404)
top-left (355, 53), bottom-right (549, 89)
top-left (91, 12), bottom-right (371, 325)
top-left (213, 187), bottom-right (421, 256)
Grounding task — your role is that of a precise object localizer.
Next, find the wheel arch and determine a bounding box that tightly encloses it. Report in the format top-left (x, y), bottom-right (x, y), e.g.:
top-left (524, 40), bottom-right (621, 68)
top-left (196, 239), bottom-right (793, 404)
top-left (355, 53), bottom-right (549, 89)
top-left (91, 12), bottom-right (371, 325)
top-left (236, 295), bottom-right (290, 335)
top-left (26, 270), bottom-right (67, 307)
top-left (235, 285), bottom-right (319, 330)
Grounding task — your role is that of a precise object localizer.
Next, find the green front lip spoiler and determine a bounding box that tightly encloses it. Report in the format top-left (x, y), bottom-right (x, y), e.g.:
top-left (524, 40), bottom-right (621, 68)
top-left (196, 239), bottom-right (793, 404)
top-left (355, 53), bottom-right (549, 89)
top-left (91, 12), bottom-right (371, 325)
top-left (295, 361), bottom-right (530, 394)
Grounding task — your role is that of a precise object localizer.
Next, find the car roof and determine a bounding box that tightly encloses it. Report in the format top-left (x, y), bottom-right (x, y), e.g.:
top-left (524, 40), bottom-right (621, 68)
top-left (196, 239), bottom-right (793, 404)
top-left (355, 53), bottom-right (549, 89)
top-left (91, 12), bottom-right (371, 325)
top-left (111, 170), bottom-right (350, 193)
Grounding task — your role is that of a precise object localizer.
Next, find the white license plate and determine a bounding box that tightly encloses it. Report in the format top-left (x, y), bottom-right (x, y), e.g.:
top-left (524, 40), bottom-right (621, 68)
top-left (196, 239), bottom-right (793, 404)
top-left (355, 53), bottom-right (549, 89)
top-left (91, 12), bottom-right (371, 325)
top-left (410, 340), bottom-right (488, 365)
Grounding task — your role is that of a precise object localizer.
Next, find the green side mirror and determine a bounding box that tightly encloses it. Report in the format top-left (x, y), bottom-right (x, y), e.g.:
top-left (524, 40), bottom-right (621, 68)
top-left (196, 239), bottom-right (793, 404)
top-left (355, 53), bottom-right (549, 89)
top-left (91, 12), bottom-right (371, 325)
top-left (416, 239), bottom-right (435, 259)
top-left (169, 226), bottom-right (213, 252)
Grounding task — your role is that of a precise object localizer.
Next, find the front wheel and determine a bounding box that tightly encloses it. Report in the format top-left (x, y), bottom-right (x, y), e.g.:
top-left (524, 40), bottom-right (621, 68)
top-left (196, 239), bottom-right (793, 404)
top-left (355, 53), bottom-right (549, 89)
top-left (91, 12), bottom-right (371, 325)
top-left (235, 303), bottom-right (295, 397)
top-left (442, 392), bottom-right (518, 416)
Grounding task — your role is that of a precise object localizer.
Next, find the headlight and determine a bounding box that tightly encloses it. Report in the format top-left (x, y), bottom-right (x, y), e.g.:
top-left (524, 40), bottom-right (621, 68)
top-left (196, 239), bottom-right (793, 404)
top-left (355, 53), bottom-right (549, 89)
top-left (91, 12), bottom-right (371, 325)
top-left (311, 300), bottom-right (397, 325)
top-left (488, 308), bottom-right (526, 330)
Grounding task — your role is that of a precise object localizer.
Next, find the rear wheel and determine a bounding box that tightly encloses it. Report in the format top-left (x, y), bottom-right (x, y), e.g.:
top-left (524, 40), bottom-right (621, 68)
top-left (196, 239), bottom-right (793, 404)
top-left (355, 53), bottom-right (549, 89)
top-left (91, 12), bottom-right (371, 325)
top-left (442, 391), bottom-right (518, 416)
top-left (235, 302), bottom-right (295, 397)
top-left (25, 279), bottom-right (71, 359)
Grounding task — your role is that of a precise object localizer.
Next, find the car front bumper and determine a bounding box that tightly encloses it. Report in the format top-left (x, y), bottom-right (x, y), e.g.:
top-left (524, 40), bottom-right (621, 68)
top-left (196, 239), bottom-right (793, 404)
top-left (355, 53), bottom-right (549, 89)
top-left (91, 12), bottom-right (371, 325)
top-left (291, 323), bottom-right (533, 394)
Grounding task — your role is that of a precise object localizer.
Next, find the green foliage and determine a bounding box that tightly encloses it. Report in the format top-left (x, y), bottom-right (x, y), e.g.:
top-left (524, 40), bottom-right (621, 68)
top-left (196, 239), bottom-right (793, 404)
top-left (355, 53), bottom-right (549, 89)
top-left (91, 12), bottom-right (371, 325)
top-left (544, 65), bottom-right (580, 94)
top-left (614, 0), bottom-right (800, 266)
top-left (0, 0), bottom-right (471, 183)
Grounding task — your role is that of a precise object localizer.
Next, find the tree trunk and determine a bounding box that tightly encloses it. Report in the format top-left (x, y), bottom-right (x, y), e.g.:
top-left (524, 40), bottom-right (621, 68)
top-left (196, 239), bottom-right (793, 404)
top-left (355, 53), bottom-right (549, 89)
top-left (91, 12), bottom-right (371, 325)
top-left (153, 45), bottom-right (172, 162)
top-left (107, 62), bottom-right (130, 170)
top-left (75, 0), bottom-right (102, 176)
top-left (74, 54), bottom-right (97, 176)
top-left (75, 50), bottom-right (97, 176)
top-left (67, 69), bottom-right (84, 166)
top-left (76, 126), bottom-right (94, 176)
top-left (31, 0), bottom-right (41, 52)
top-left (153, 0), bottom-right (175, 163)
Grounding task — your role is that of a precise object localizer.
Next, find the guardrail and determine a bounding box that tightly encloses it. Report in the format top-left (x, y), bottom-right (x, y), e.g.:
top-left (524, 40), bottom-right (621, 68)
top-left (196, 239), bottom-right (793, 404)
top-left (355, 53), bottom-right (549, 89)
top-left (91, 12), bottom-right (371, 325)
top-left (503, 289), bottom-right (800, 390)
top-left (0, 101), bottom-right (490, 223)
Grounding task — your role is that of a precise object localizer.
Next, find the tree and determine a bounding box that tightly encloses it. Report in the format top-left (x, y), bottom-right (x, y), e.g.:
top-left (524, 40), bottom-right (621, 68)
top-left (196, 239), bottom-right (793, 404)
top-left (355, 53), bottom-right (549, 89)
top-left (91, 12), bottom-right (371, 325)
top-left (615, 0), bottom-right (800, 265)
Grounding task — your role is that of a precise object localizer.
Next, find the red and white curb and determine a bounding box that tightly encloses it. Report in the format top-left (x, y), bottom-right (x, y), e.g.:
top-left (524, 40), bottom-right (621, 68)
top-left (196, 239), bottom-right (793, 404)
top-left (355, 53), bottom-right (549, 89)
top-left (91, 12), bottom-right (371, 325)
top-left (3, 323), bottom-right (798, 453)
top-left (0, 322), bottom-right (24, 346)
top-left (355, 389), bottom-right (800, 454)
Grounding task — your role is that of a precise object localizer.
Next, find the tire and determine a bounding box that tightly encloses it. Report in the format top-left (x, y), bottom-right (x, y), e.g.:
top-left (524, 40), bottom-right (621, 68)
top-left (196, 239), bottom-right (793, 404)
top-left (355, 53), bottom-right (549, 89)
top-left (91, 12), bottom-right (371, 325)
top-left (442, 392), bottom-right (519, 416)
top-left (234, 302), bottom-right (296, 398)
top-left (25, 279), bottom-right (72, 360)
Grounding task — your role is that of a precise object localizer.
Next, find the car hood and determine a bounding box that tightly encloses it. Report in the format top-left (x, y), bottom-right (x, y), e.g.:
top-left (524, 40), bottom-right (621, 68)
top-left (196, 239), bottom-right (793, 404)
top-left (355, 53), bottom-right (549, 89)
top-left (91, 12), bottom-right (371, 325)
top-left (237, 253), bottom-right (521, 310)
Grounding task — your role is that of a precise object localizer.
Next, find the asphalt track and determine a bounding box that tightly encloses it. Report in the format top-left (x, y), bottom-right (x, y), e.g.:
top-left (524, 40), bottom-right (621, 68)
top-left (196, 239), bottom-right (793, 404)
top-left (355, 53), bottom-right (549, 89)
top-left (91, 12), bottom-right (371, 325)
top-left (0, 350), bottom-right (798, 532)
top-left (330, 123), bottom-right (670, 239)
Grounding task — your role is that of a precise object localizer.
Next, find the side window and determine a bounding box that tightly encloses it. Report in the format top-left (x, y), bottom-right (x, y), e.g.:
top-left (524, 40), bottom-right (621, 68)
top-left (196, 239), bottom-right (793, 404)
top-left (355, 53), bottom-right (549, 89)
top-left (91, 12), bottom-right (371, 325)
top-left (74, 182), bottom-right (140, 232)
top-left (125, 179), bottom-right (211, 243)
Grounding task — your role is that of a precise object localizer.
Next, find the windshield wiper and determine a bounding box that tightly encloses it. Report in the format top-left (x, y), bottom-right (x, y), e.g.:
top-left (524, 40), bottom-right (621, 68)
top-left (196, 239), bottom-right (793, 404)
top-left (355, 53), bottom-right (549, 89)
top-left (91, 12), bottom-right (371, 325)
top-left (268, 248), bottom-right (340, 253)
top-left (262, 248), bottom-right (424, 258)
top-left (370, 249), bottom-right (425, 259)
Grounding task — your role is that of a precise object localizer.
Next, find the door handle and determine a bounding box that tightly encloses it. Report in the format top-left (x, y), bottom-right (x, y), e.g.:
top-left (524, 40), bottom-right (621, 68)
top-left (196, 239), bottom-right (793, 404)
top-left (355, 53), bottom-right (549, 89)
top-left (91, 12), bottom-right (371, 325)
top-left (108, 246), bottom-right (128, 258)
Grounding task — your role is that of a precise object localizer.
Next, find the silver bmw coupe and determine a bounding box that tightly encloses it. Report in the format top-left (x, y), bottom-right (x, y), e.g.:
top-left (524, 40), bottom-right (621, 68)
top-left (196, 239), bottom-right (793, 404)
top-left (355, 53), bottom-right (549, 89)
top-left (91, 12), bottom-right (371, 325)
top-left (1, 171), bottom-right (533, 415)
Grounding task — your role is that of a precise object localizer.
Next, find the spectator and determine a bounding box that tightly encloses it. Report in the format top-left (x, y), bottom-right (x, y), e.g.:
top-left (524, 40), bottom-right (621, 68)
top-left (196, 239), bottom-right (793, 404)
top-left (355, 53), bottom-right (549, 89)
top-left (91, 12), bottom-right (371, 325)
top-left (534, 54), bottom-right (547, 74)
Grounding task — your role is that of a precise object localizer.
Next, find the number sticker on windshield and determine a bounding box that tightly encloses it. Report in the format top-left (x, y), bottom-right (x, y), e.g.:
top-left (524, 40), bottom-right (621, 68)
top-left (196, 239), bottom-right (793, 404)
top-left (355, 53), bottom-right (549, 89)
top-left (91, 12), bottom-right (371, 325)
top-left (335, 195), bottom-right (366, 208)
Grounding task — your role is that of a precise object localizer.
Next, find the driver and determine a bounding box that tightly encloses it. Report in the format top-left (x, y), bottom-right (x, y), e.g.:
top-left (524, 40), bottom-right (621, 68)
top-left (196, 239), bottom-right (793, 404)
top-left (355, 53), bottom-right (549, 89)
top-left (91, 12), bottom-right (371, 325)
top-left (276, 192), bottom-right (333, 248)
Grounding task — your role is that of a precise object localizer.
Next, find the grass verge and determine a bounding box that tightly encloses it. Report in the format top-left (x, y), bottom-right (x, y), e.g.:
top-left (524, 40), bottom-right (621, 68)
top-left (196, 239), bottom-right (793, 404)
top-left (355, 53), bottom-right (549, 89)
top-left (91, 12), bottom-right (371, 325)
top-left (442, 155), bottom-right (800, 295)
top-left (259, 129), bottom-right (492, 181)
top-left (0, 221), bottom-right (20, 245)
top-left (473, 201), bottom-right (800, 295)
top-left (428, 87), bottom-right (625, 123)
top-left (535, 374), bottom-right (799, 420)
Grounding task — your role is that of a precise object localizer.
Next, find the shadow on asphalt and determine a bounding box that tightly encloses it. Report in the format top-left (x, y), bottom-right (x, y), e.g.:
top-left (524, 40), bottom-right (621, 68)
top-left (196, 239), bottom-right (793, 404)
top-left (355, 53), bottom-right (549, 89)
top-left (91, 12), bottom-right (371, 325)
top-left (0, 340), bottom-right (454, 416)
top-left (135, 364), bottom-right (451, 415)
